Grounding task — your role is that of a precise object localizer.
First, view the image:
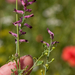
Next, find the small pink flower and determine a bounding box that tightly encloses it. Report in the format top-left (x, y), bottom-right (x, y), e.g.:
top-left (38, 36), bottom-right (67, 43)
top-left (20, 0), bottom-right (26, 6)
top-left (24, 23), bottom-right (32, 29)
top-left (9, 31), bottom-right (17, 37)
top-left (12, 22), bottom-right (21, 27)
top-left (19, 39), bottom-right (28, 43)
top-left (41, 40), bottom-right (50, 47)
top-left (19, 29), bottom-right (26, 35)
top-left (20, 0), bottom-right (36, 6)
top-left (51, 41), bottom-right (59, 45)
top-left (47, 28), bottom-right (54, 39)
top-left (28, 0), bottom-right (36, 5)
top-left (24, 14), bottom-right (34, 18)
top-left (15, 39), bottom-right (28, 43)
top-left (14, 8), bottom-right (24, 14)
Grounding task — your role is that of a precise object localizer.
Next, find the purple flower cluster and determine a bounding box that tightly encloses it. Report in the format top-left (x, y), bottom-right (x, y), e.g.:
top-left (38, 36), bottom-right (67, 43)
top-left (9, 0), bottom-right (36, 43)
top-left (41, 28), bottom-right (59, 47)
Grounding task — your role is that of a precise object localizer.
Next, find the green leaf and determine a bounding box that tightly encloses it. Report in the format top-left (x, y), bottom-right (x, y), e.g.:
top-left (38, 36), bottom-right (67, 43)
top-left (36, 61), bottom-right (44, 66)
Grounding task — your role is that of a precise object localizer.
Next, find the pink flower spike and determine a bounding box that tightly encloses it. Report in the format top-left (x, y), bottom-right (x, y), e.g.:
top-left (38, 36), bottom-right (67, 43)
top-left (47, 28), bottom-right (54, 40)
top-left (24, 14), bottom-right (34, 18)
top-left (24, 23), bottom-right (32, 29)
top-left (9, 31), bottom-right (17, 37)
top-left (14, 8), bottom-right (24, 14)
top-left (19, 39), bottom-right (28, 43)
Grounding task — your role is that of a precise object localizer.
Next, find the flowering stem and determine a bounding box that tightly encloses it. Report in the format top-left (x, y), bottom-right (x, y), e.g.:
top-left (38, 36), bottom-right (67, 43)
top-left (16, 0), bottom-right (21, 70)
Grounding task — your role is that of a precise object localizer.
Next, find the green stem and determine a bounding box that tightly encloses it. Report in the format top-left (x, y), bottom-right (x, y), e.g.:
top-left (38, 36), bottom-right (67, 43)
top-left (15, 59), bottom-right (18, 69)
top-left (16, 0), bottom-right (20, 56)
top-left (49, 39), bottom-right (52, 50)
top-left (47, 39), bottom-right (52, 63)
top-left (41, 73), bottom-right (43, 75)
top-left (16, 0), bottom-right (21, 71)
top-left (45, 67), bottom-right (47, 75)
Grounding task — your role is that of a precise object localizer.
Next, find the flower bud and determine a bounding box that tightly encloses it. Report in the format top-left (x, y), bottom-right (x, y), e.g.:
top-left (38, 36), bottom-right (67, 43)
top-left (45, 64), bottom-right (48, 67)
top-left (15, 53), bottom-right (18, 57)
top-left (40, 70), bottom-right (43, 73)
top-left (52, 58), bottom-right (54, 61)
top-left (52, 47), bottom-right (55, 50)
top-left (44, 52), bottom-right (48, 56)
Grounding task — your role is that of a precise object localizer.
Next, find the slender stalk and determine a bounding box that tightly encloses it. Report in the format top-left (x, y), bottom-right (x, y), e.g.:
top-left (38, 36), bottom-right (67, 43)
top-left (41, 72), bottom-right (43, 75)
top-left (45, 67), bottom-right (47, 75)
top-left (49, 39), bottom-right (52, 50)
top-left (16, 0), bottom-right (21, 70)
top-left (15, 59), bottom-right (19, 69)
top-left (47, 39), bottom-right (52, 63)
top-left (16, 0), bottom-right (20, 56)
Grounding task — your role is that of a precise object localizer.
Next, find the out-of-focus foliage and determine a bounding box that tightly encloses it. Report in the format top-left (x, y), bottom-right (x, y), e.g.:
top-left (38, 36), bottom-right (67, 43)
top-left (0, 0), bottom-right (75, 75)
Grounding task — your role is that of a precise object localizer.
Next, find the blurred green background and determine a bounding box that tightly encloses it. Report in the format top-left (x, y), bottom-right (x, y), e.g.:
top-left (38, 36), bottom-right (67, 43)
top-left (0, 0), bottom-right (75, 75)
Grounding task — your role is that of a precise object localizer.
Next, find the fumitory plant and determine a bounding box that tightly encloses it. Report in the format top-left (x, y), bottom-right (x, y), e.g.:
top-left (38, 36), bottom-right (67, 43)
top-left (7, 0), bottom-right (59, 75)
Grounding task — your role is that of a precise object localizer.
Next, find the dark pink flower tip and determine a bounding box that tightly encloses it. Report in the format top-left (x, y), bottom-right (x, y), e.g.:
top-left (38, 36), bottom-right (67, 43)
top-left (19, 39), bottom-right (28, 43)
top-left (14, 8), bottom-right (24, 14)
top-left (24, 23), bottom-right (32, 29)
top-left (19, 29), bottom-right (26, 35)
top-left (9, 31), bottom-right (17, 37)
top-left (47, 28), bottom-right (54, 40)
top-left (24, 14), bottom-right (34, 18)
top-left (41, 40), bottom-right (50, 47)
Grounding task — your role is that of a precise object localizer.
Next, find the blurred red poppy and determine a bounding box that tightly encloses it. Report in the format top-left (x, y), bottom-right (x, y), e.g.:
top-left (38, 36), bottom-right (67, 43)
top-left (62, 46), bottom-right (75, 67)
